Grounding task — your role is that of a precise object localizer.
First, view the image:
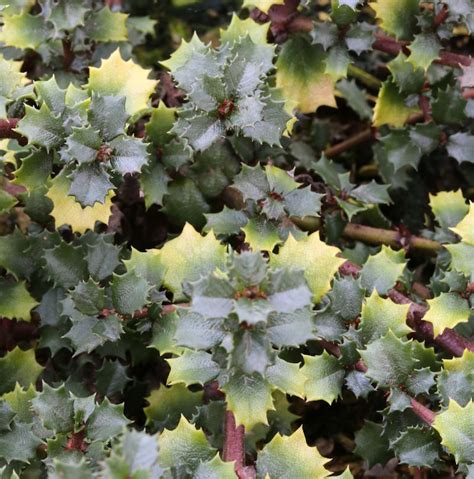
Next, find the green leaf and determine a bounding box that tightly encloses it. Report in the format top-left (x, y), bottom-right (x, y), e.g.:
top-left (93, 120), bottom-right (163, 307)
top-left (358, 331), bottom-right (417, 387)
top-left (158, 223), bottom-right (226, 301)
top-left (0, 189), bottom-right (16, 213)
top-left (0, 422), bottom-right (42, 464)
top-left (86, 398), bottom-right (128, 442)
top-left (271, 232), bottom-right (344, 303)
top-left (407, 33), bottom-right (441, 71)
top-left (158, 416), bottom-right (216, 472)
top-left (85, 236), bottom-right (121, 281)
top-left (423, 292), bottom-right (471, 337)
top-left (432, 86), bottom-right (467, 125)
top-left (220, 13), bottom-right (269, 45)
top-left (122, 247), bottom-right (164, 288)
top-left (243, 217), bottom-right (281, 251)
top-left (337, 79), bottom-right (372, 120)
top-left (110, 136), bottom-right (149, 175)
top-left (96, 359), bottom-right (130, 398)
top-left (16, 104), bottom-right (64, 151)
top-left (276, 37), bottom-right (336, 113)
top-left (446, 242), bottom-right (474, 276)
top-left (140, 160), bottom-right (170, 208)
top-left (144, 384), bottom-right (202, 431)
top-left (447, 133), bottom-right (474, 165)
top-left (0, 12), bottom-right (49, 49)
top-left (350, 180), bottom-right (391, 205)
top-left (195, 454), bottom-right (238, 479)
top-left (221, 373), bottom-right (274, 429)
top-left (86, 7), bottom-right (128, 42)
top-left (145, 103), bottom-right (176, 146)
top-left (430, 190), bottom-right (468, 229)
top-left (267, 309), bottom-right (315, 347)
top-left (204, 207), bottom-right (248, 236)
top-left (40, 0), bottom-right (88, 32)
top-left (0, 279), bottom-right (38, 321)
top-left (241, 0), bottom-right (284, 13)
top-left (89, 94), bottom-right (128, 141)
top-left (13, 149), bottom-right (53, 193)
top-left (302, 351), bottom-right (345, 403)
top-left (266, 357), bottom-right (305, 398)
top-left (325, 45), bottom-right (350, 81)
top-left (371, 0), bottom-right (419, 40)
top-left (0, 347), bottom-right (43, 394)
top-left (387, 52), bottom-right (425, 95)
top-left (111, 270), bottom-right (150, 315)
top-left (437, 351), bottom-right (474, 407)
top-left (167, 350), bottom-right (220, 386)
top-left (359, 246), bottom-right (406, 294)
top-left (31, 384), bottom-right (74, 433)
top-left (256, 428), bottom-right (331, 478)
top-left (68, 164), bottom-right (114, 207)
top-left (354, 421), bottom-right (392, 467)
top-left (87, 50), bottom-right (155, 115)
top-left (373, 79), bottom-right (420, 127)
top-left (43, 241), bottom-right (88, 289)
top-left (358, 290), bottom-right (411, 342)
top-left (433, 400), bottom-right (474, 464)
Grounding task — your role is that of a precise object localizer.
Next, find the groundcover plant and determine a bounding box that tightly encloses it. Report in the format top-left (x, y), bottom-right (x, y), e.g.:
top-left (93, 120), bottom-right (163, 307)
top-left (0, 0), bottom-right (474, 477)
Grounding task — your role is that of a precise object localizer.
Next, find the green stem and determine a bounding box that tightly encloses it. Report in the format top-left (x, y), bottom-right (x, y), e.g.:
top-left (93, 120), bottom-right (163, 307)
top-left (347, 64), bottom-right (382, 90)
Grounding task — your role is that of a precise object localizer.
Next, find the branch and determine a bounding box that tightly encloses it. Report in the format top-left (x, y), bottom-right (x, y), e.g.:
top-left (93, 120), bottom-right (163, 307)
top-left (223, 411), bottom-right (256, 479)
top-left (324, 128), bottom-right (374, 158)
top-left (342, 223), bottom-right (442, 255)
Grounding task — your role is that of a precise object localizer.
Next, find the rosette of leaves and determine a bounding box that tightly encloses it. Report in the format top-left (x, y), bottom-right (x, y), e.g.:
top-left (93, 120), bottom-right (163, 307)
top-left (162, 32), bottom-right (291, 152)
top-left (16, 77), bottom-right (149, 206)
top-left (205, 163), bottom-right (323, 251)
top-left (166, 250), bottom-right (315, 429)
top-left (312, 155), bottom-right (392, 220)
top-left (0, 0), bottom-right (154, 75)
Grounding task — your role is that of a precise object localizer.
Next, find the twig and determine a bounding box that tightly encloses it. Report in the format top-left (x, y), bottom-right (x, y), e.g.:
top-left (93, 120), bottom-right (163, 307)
top-left (324, 129), bottom-right (374, 158)
top-left (223, 411), bottom-right (256, 479)
top-left (347, 64), bottom-right (382, 90)
top-left (342, 223), bottom-right (442, 255)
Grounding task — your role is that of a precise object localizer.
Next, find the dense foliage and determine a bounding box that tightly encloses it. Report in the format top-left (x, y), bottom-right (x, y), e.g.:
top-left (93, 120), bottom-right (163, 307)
top-left (0, 0), bottom-right (474, 477)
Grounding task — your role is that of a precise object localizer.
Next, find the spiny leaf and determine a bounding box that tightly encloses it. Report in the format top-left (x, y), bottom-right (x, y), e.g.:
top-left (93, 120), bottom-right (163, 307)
top-left (111, 270), bottom-right (150, 315)
top-left (87, 49), bottom-right (156, 115)
top-left (430, 190), bottom-right (468, 229)
top-left (432, 400), bottom-right (474, 464)
top-left (256, 428), bottom-right (331, 478)
top-left (370, 0), bottom-right (419, 40)
top-left (46, 171), bottom-right (113, 232)
top-left (407, 33), bottom-right (440, 71)
top-left (302, 351), bottom-right (345, 403)
top-left (423, 293), bottom-right (470, 337)
top-left (266, 357), bottom-right (305, 398)
top-left (241, 0), bottom-right (284, 13)
top-left (276, 37), bottom-right (336, 113)
top-left (450, 202), bottom-right (474, 244)
top-left (158, 223), bottom-right (226, 301)
top-left (0, 422), bottom-right (42, 464)
top-left (167, 350), bottom-right (220, 386)
top-left (0, 12), bottom-right (49, 49)
top-left (195, 454), bottom-right (238, 479)
top-left (0, 279), bottom-right (38, 321)
top-left (0, 347), bottom-right (43, 394)
top-left (86, 6), bottom-right (128, 42)
top-left (86, 398), bottom-right (129, 442)
top-left (271, 232), bottom-right (344, 303)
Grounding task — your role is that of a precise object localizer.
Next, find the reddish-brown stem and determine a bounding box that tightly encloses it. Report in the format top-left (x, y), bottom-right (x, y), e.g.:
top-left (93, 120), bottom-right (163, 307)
top-left (410, 398), bottom-right (435, 425)
top-left (324, 129), bottom-right (375, 158)
top-left (105, 0), bottom-right (122, 8)
top-left (223, 411), bottom-right (255, 479)
top-left (418, 95), bottom-right (432, 123)
top-left (0, 118), bottom-right (20, 139)
top-left (433, 4), bottom-right (449, 29)
top-left (62, 39), bottom-right (74, 71)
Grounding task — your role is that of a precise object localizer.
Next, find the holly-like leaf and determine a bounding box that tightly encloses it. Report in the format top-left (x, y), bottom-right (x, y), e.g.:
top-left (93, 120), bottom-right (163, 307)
top-left (86, 7), bottom-right (128, 42)
top-left (350, 180), bottom-right (391, 205)
top-left (0, 279), bottom-right (38, 321)
top-left (266, 357), bottom-right (305, 398)
top-left (423, 293), bottom-right (470, 337)
top-left (0, 347), bottom-right (43, 394)
top-left (446, 242), bottom-right (474, 276)
top-left (276, 37), bottom-right (336, 113)
top-left (354, 421), bottom-right (392, 467)
top-left (158, 223), bottom-right (226, 300)
top-left (111, 270), bottom-right (150, 315)
top-left (432, 86), bottom-right (467, 125)
top-left (40, 0), bottom-right (88, 32)
top-left (16, 103), bottom-right (64, 151)
top-left (429, 190), bottom-right (469, 229)
top-left (144, 384), bottom-right (202, 431)
top-left (221, 373), bottom-right (274, 429)
top-left (46, 171), bottom-right (113, 233)
top-left (167, 350), bottom-right (220, 386)
top-left (0, 422), bottom-right (42, 464)
top-left (358, 290), bottom-right (411, 342)
top-left (373, 81), bottom-right (420, 128)
top-left (437, 350), bottom-right (474, 407)
top-left (387, 52), bottom-right (424, 95)
top-left (31, 383), bottom-right (74, 433)
top-left (407, 33), bottom-right (440, 71)
top-left (241, 0), bottom-right (284, 13)
top-left (195, 454), bottom-right (238, 479)
top-left (220, 13), bottom-right (269, 45)
top-left (204, 207), bottom-right (248, 236)
top-left (359, 246), bottom-right (406, 294)
top-left (432, 400), bottom-right (474, 464)
top-left (358, 331), bottom-right (417, 387)
top-left (87, 49), bottom-right (156, 115)
top-left (43, 241), bottom-right (88, 289)
top-left (242, 217), bottom-right (281, 251)
top-left (447, 133), bottom-right (474, 165)
top-left (158, 416), bottom-right (216, 472)
top-left (370, 0), bottom-right (419, 40)
top-left (302, 351), bottom-right (345, 403)
top-left (87, 398), bottom-right (128, 442)
top-left (0, 12), bottom-right (49, 49)
top-left (271, 232), bottom-right (344, 303)
top-left (256, 428), bottom-right (331, 478)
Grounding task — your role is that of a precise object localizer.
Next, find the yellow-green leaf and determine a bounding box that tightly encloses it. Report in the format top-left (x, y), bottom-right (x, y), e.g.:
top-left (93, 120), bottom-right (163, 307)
top-left (256, 428), bottom-right (331, 478)
top-left (450, 202), bottom-right (474, 245)
top-left (373, 81), bottom-right (420, 128)
top-left (271, 232), bottom-right (344, 303)
top-left (276, 36), bottom-right (336, 114)
top-left (242, 0), bottom-right (285, 14)
top-left (429, 190), bottom-right (468, 230)
top-left (433, 400), bottom-right (474, 464)
top-left (0, 13), bottom-right (48, 49)
top-left (370, 0), bottom-right (419, 40)
top-left (423, 293), bottom-right (471, 337)
top-left (0, 347), bottom-right (43, 394)
top-left (87, 49), bottom-right (156, 115)
top-left (46, 172), bottom-right (113, 234)
top-left (158, 223), bottom-right (226, 301)
top-left (0, 279), bottom-right (38, 321)
top-left (220, 13), bottom-right (269, 45)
